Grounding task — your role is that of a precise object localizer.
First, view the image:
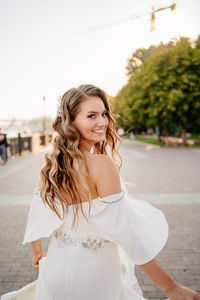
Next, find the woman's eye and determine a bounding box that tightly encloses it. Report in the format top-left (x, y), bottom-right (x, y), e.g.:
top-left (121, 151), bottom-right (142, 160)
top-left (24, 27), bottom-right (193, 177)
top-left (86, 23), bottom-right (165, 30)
top-left (87, 112), bottom-right (108, 119)
top-left (88, 114), bottom-right (95, 118)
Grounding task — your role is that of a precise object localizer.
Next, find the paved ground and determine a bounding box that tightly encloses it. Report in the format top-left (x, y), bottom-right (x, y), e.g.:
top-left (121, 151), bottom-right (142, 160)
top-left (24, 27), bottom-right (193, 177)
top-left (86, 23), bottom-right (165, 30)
top-left (0, 140), bottom-right (200, 299)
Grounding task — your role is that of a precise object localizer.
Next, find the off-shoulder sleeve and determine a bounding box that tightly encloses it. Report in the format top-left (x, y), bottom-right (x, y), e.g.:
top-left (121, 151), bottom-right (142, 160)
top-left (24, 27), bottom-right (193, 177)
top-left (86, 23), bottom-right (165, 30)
top-left (23, 192), bottom-right (64, 244)
top-left (92, 191), bottom-right (168, 265)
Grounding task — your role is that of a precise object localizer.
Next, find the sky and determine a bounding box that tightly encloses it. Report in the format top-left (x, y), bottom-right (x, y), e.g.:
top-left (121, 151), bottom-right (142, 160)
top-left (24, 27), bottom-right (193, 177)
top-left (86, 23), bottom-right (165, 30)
top-left (0, 0), bottom-right (199, 120)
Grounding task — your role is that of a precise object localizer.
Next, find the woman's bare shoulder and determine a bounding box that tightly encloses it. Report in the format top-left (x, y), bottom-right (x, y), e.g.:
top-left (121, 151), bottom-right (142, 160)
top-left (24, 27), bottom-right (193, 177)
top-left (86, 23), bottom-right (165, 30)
top-left (86, 153), bottom-right (115, 172)
top-left (86, 154), bottom-right (121, 197)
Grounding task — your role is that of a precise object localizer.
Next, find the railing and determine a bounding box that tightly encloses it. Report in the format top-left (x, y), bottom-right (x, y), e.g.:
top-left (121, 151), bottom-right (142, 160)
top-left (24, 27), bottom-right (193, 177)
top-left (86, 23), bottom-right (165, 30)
top-left (5, 132), bottom-right (52, 159)
top-left (39, 133), bottom-right (52, 146)
top-left (7, 134), bottom-right (32, 157)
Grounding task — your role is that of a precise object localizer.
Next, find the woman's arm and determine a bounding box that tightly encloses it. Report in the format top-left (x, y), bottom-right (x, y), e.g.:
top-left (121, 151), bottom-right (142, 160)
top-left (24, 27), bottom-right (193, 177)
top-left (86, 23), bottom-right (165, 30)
top-left (31, 240), bottom-right (46, 271)
top-left (138, 259), bottom-right (200, 299)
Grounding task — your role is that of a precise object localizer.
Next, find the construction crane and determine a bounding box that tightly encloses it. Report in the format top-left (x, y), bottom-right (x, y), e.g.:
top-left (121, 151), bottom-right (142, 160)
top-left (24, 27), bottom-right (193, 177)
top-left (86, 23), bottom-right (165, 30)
top-left (75, 3), bottom-right (176, 35)
top-left (150, 3), bottom-right (176, 32)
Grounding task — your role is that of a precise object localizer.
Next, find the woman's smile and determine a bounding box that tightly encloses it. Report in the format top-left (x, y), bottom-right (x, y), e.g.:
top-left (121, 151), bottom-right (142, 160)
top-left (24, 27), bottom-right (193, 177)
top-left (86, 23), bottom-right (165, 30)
top-left (92, 129), bottom-right (105, 134)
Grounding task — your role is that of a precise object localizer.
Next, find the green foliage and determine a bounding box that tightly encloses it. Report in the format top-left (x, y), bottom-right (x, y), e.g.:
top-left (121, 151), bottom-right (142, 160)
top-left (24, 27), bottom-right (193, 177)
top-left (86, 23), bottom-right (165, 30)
top-left (126, 40), bottom-right (175, 78)
top-left (134, 136), bottom-right (161, 146)
top-left (114, 36), bottom-right (200, 134)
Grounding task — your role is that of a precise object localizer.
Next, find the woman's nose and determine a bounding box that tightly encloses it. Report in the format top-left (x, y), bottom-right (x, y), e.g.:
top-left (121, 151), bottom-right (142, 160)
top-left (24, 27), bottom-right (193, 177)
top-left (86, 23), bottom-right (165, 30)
top-left (97, 116), bottom-right (107, 126)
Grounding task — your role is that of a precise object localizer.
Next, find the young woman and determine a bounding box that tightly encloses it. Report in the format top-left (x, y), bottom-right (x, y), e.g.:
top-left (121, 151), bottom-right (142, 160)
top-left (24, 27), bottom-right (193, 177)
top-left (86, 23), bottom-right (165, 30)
top-left (1, 84), bottom-right (200, 300)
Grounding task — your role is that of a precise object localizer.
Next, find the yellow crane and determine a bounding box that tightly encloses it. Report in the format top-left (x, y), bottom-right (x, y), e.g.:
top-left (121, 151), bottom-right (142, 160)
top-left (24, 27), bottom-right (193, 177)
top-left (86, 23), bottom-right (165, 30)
top-left (75, 3), bottom-right (176, 35)
top-left (150, 3), bottom-right (176, 32)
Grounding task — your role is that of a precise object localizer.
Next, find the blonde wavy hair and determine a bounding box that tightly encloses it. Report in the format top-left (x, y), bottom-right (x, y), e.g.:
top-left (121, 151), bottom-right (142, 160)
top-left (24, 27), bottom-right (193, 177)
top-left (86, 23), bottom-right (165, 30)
top-left (38, 84), bottom-right (122, 229)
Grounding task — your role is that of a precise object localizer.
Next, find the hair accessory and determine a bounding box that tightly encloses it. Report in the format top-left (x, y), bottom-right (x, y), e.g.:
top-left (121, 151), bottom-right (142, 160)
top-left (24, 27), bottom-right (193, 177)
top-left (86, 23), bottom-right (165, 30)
top-left (57, 95), bottom-right (62, 117)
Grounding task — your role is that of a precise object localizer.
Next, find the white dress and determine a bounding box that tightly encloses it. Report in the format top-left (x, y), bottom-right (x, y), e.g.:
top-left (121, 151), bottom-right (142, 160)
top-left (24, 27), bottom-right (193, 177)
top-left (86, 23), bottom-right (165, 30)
top-left (1, 178), bottom-right (169, 300)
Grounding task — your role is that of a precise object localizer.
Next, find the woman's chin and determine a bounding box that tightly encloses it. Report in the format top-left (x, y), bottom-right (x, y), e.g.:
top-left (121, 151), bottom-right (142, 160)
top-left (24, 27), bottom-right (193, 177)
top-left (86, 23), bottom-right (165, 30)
top-left (92, 136), bottom-right (106, 144)
top-left (96, 138), bottom-right (106, 143)
top-left (85, 134), bottom-right (106, 144)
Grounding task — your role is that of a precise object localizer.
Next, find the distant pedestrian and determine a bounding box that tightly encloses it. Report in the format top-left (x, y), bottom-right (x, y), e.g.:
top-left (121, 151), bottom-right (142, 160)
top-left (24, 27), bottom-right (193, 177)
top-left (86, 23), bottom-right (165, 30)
top-left (130, 131), bottom-right (135, 139)
top-left (0, 128), bottom-right (8, 165)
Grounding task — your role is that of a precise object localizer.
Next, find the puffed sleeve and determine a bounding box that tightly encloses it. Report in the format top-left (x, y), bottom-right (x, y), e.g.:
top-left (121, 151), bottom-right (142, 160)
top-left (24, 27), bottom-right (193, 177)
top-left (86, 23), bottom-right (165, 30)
top-left (92, 186), bottom-right (168, 265)
top-left (23, 192), bottom-right (65, 244)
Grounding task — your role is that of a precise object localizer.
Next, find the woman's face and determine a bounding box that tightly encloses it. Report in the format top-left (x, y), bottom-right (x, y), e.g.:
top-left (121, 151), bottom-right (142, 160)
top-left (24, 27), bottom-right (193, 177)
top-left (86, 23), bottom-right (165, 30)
top-left (72, 96), bottom-right (109, 146)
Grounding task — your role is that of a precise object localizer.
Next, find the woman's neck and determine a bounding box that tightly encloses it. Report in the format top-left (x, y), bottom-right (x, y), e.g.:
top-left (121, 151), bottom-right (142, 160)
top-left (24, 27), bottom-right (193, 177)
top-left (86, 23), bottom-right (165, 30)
top-left (79, 139), bottom-right (93, 153)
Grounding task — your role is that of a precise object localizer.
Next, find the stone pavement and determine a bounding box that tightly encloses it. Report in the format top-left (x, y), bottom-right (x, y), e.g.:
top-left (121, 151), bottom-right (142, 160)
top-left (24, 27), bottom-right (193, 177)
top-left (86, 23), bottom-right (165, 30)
top-left (0, 141), bottom-right (200, 298)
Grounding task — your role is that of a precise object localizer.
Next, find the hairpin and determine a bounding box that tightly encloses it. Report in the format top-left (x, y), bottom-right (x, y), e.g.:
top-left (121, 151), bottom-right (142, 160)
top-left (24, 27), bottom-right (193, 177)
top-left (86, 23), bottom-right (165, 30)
top-left (56, 95), bottom-right (62, 117)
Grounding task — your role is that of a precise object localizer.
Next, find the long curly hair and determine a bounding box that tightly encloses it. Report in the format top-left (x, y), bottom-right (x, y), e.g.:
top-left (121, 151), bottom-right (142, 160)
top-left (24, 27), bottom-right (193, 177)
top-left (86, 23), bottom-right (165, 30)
top-left (38, 84), bottom-right (122, 229)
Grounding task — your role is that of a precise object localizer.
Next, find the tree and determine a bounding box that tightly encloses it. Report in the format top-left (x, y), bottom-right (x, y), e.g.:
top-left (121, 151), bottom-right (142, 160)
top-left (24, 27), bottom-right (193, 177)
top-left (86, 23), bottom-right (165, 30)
top-left (114, 36), bottom-right (200, 144)
top-left (126, 41), bottom-right (175, 78)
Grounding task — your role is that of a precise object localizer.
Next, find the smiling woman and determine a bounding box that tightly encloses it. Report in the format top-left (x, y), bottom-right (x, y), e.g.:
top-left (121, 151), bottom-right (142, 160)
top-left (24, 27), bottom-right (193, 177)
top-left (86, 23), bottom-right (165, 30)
top-left (72, 96), bottom-right (109, 145)
top-left (1, 84), bottom-right (200, 300)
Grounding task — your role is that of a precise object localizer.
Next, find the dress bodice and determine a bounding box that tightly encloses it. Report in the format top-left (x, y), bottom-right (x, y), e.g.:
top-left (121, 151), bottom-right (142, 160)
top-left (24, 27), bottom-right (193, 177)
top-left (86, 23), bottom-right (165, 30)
top-left (23, 176), bottom-right (168, 265)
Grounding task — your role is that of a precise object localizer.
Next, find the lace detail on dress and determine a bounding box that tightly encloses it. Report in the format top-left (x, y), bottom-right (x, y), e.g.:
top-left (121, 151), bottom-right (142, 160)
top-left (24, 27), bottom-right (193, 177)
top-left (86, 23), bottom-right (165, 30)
top-left (54, 230), bottom-right (115, 256)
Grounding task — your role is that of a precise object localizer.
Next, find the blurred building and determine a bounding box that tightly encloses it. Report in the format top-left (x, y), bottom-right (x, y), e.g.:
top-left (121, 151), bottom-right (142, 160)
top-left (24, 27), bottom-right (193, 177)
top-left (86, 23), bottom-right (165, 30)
top-left (0, 117), bottom-right (53, 137)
